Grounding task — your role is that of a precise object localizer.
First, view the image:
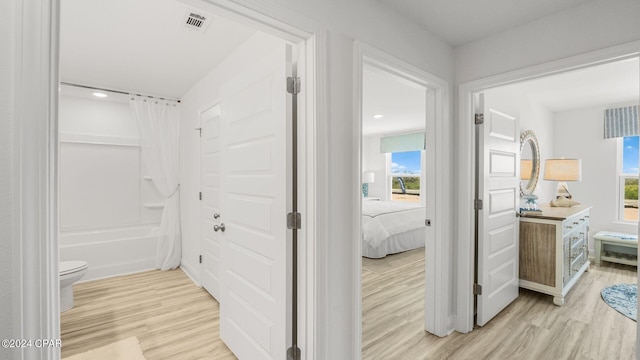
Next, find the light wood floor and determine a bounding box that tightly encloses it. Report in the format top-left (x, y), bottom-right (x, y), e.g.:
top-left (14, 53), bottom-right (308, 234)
top-left (60, 269), bottom-right (236, 360)
top-left (362, 248), bottom-right (638, 360)
top-left (61, 254), bottom-right (637, 360)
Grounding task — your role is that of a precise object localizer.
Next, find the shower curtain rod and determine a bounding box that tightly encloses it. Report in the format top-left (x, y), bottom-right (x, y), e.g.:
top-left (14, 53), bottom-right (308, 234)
top-left (60, 82), bottom-right (181, 103)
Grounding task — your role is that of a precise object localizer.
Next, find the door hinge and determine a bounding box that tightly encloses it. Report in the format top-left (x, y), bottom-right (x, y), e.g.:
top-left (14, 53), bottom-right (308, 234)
top-left (199, 192), bottom-right (202, 201)
top-left (475, 113), bottom-right (484, 125)
top-left (287, 346), bottom-right (301, 360)
top-left (287, 212), bottom-right (302, 230)
top-left (473, 283), bottom-right (483, 295)
top-left (474, 199), bottom-right (483, 210)
top-left (287, 76), bottom-right (301, 95)
top-left (195, 127), bottom-right (202, 137)
top-left (199, 255), bottom-right (202, 264)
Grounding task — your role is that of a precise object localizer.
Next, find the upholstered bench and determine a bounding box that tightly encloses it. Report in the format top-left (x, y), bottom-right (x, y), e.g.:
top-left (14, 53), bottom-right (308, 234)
top-left (593, 231), bottom-right (638, 266)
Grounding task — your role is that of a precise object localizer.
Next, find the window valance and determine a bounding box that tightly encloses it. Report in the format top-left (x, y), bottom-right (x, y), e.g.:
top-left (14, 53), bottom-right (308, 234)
top-left (380, 132), bottom-right (426, 153)
top-left (604, 105), bottom-right (638, 139)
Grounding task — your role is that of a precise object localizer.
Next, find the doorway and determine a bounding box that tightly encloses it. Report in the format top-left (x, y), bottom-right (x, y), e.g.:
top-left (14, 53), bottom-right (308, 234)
top-left (54, 0), bottom-right (318, 359)
top-left (360, 61), bottom-right (428, 357)
top-left (458, 45), bottom-right (640, 333)
top-left (354, 42), bottom-right (451, 357)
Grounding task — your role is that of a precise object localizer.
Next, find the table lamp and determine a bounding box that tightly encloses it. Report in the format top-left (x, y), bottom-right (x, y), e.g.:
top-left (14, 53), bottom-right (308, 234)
top-left (362, 172), bottom-right (375, 197)
top-left (543, 158), bottom-right (582, 199)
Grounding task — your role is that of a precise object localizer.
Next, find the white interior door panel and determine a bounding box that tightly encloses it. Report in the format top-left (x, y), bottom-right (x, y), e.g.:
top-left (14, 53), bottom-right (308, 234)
top-left (219, 43), bottom-right (292, 360)
top-left (200, 105), bottom-right (222, 301)
top-left (476, 93), bottom-right (520, 326)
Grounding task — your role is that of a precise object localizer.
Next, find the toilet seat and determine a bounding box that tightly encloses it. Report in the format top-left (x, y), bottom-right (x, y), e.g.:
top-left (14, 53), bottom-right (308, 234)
top-left (60, 261), bottom-right (88, 276)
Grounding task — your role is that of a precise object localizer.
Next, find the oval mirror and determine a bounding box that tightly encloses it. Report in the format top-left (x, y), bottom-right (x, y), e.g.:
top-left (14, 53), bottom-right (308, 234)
top-left (520, 130), bottom-right (541, 196)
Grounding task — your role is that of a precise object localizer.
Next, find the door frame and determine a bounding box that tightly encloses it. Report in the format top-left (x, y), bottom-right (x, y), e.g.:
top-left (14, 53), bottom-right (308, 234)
top-left (198, 102), bottom-right (221, 299)
top-left (456, 40), bottom-right (640, 333)
top-left (353, 41), bottom-right (451, 343)
top-left (20, 0), bottom-right (325, 359)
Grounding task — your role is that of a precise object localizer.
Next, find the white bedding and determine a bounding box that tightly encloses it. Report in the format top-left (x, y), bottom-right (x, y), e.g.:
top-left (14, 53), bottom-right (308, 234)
top-left (362, 201), bottom-right (426, 258)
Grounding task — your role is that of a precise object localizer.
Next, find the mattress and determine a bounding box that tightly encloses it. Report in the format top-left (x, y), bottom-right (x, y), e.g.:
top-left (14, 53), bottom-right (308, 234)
top-left (362, 201), bottom-right (426, 258)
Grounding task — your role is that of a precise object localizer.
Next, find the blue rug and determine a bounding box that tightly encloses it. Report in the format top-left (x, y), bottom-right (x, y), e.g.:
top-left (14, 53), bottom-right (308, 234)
top-left (601, 284), bottom-right (637, 321)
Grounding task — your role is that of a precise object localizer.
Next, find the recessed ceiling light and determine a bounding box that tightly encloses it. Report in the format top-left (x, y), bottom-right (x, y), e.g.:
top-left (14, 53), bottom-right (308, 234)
top-left (93, 92), bottom-right (108, 98)
top-left (373, 114), bottom-right (384, 119)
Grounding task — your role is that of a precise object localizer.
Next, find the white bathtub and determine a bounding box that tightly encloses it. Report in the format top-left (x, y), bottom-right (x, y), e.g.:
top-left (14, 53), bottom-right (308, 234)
top-left (59, 225), bottom-right (159, 281)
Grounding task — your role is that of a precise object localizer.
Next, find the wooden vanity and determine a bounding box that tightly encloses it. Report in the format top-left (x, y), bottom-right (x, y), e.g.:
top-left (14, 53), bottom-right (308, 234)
top-left (519, 204), bottom-right (591, 305)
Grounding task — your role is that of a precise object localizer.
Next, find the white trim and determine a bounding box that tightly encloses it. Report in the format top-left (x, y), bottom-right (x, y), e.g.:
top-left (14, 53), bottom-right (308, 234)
top-left (298, 32), bottom-right (325, 360)
top-left (619, 175), bottom-right (639, 223)
top-left (353, 45), bottom-right (364, 359)
top-left (197, 101), bottom-right (220, 293)
top-left (59, 133), bottom-right (141, 147)
top-left (14, 0), bottom-right (61, 358)
top-left (306, 30), bottom-right (328, 360)
top-left (456, 40), bottom-right (640, 333)
top-left (354, 41), bottom-right (451, 354)
top-left (25, 1), bottom-right (324, 359)
top-left (618, 137), bottom-right (639, 224)
top-left (180, 262), bottom-right (202, 288)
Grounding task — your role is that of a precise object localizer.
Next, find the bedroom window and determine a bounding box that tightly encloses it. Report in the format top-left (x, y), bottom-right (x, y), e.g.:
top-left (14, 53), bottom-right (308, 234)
top-left (390, 150), bottom-right (421, 203)
top-left (620, 136), bottom-right (639, 222)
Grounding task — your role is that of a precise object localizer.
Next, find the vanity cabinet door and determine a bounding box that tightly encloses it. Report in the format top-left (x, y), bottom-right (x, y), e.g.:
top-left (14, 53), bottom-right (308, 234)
top-left (570, 231), bottom-right (584, 269)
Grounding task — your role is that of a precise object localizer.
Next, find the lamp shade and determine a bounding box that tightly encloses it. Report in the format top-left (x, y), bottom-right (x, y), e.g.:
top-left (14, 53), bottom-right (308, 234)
top-left (543, 159), bottom-right (582, 181)
top-left (362, 172), bottom-right (375, 184)
top-left (520, 159), bottom-right (533, 180)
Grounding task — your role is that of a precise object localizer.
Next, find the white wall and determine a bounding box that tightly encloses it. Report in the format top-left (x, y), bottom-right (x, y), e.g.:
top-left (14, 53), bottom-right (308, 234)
top-left (554, 104), bottom-right (638, 250)
top-left (362, 135), bottom-right (388, 200)
top-left (58, 93), bottom-right (163, 281)
top-left (0, 0), bottom-right (14, 348)
top-left (455, 0), bottom-right (640, 84)
top-left (484, 87), bottom-right (556, 203)
top-left (521, 97), bottom-right (555, 203)
top-left (277, 4), bottom-right (455, 351)
top-left (179, 32), bottom-right (285, 282)
top-left (275, 0), bottom-right (454, 80)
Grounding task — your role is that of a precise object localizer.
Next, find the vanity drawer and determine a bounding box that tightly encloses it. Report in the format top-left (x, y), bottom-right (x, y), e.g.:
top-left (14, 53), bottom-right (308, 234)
top-left (562, 214), bottom-right (587, 236)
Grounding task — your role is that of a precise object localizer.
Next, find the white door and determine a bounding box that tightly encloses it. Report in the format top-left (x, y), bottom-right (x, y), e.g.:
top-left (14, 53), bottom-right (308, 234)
top-left (200, 105), bottom-right (222, 301)
top-left (476, 93), bottom-right (520, 326)
top-left (219, 43), bottom-right (292, 359)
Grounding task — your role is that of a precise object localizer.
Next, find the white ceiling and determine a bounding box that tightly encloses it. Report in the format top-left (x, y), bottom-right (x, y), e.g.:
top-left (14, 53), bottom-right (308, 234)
top-left (60, 0), bottom-right (256, 99)
top-left (492, 58), bottom-right (639, 113)
top-left (362, 66), bottom-right (426, 136)
top-left (376, 0), bottom-right (593, 46)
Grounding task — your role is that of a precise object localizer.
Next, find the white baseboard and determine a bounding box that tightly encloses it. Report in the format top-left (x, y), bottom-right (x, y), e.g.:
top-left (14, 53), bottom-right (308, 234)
top-left (180, 261), bottom-right (201, 287)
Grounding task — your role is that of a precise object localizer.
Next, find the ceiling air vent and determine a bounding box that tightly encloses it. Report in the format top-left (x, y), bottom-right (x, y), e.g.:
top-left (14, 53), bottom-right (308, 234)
top-left (183, 11), bottom-right (211, 32)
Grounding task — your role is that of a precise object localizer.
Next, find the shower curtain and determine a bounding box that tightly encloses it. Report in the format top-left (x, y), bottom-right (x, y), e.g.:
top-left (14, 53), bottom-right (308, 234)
top-left (130, 95), bottom-right (181, 270)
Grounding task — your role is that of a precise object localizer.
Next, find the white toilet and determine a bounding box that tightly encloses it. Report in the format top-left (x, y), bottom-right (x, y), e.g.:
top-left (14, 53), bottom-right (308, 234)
top-left (60, 261), bottom-right (88, 312)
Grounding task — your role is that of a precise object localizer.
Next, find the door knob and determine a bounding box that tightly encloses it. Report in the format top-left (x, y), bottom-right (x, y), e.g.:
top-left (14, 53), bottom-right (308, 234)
top-left (214, 223), bottom-right (225, 232)
top-left (213, 213), bottom-right (220, 219)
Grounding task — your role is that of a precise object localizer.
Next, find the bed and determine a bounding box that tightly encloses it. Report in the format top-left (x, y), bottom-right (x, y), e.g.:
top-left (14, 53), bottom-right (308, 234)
top-left (362, 200), bottom-right (426, 258)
